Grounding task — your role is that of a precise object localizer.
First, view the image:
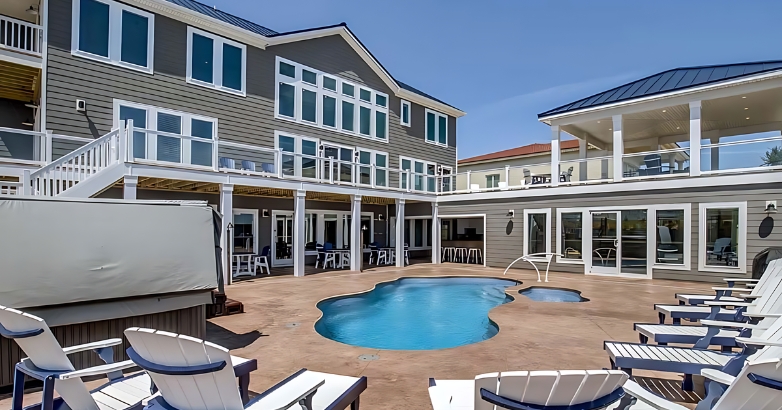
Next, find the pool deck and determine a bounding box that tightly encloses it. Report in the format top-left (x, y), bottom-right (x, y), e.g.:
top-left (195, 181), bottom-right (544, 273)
top-left (3, 263), bottom-right (718, 409)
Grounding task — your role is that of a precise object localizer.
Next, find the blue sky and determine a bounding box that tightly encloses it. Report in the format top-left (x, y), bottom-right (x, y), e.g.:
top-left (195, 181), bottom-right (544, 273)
top-left (210, 0), bottom-right (782, 159)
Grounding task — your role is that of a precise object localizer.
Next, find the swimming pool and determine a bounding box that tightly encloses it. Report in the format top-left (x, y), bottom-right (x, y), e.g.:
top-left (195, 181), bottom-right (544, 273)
top-left (315, 277), bottom-right (517, 350)
top-left (518, 287), bottom-right (588, 302)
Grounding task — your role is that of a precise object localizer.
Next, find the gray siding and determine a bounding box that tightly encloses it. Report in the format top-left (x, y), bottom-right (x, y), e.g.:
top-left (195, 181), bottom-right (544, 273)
top-left (45, 0), bottom-right (456, 178)
top-left (438, 183), bottom-right (782, 282)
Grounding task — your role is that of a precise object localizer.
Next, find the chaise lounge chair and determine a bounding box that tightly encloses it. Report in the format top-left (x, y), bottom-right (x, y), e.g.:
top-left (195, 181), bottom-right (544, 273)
top-left (0, 306), bottom-right (258, 410)
top-left (675, 260), bottom-right (782, 306)
top-left (604, 314), bottom-right (782, 391)
top-left (125, 327), bottom-right (367, 410)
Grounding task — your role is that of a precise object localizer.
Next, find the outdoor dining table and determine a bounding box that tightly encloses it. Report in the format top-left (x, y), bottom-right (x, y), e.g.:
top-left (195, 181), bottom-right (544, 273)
top-left (329, 249), bottom-right (352, 268)
top-left (232, 253), bottom-right (254, 276)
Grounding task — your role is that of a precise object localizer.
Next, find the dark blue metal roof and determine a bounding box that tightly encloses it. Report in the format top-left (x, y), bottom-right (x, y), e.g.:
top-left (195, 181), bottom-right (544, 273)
top-left (539, 61), bottom-right (782, 118)
top-left (164, 0), bottom-right (278, 36)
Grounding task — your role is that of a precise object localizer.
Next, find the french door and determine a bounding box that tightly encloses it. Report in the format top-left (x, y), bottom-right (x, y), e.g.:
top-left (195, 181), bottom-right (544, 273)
top-left (590, 211), bottom-right (619, 274)
top-left (588, 209), bottom-right (649, 276)
top-left (272, 212), bottom-right (294, 266)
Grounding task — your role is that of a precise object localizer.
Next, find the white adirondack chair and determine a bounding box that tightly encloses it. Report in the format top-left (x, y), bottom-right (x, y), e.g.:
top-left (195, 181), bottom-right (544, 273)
top-left (675, 259), bottom-right (782, 305)
top-left (428, 370), bottom-right (629, 410)
top-left (125, 327), bottom-right (366, 410)
top-left (0, 305), bottom-right (149, 410)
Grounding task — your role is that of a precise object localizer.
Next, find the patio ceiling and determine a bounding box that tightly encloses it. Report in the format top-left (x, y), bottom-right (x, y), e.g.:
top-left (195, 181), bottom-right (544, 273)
top-left (562, 86), bottom-right (782, 145)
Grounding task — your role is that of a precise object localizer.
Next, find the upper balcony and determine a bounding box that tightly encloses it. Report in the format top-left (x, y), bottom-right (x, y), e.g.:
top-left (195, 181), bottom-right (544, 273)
top-left (0, 1), bottom-right (42, 64)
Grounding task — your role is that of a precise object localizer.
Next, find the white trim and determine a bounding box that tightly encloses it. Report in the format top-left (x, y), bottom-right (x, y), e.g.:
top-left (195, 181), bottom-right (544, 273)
top-left (555, 208), bottom-right (588, 265)
top-left (40, 0), bottom-right (49, 130)
top-left (400, 99), bottom-right (411, 127)
top-left (436, 213), bottom-right (487, 267)
top-left (698, 202), bottom-right (747, 274)
top-left (186, 26), bottom-right (247, 96)
top-left (523, 208), bottom-right (552, 261)
top-left (71, 0), bottom-right (155, 74)
top-left (275, 56), bottom-right (389, 143)
top-left (650, 204), bottom-right (692, 271)
top-left (424, 108), bottom-right (448, 147)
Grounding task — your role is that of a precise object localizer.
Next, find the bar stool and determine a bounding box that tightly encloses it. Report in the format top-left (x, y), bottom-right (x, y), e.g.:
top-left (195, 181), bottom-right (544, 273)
top-left (468, 248), bottom-right (482, 264)
top-left (442, 247), bottom-right (455, 262)
top-left (455, 247), bottom-right (468, 263)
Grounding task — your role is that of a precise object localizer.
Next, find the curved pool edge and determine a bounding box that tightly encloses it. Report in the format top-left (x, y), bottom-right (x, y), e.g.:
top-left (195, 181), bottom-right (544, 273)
top-left (517, 286), bottom-right (590, 302)
top-left (312, 275), bottom-right (523, 351)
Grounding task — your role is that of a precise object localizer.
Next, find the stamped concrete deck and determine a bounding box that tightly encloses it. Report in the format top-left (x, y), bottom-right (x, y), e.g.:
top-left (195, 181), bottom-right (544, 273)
top-left (3, 263), bottom-right (717, 409)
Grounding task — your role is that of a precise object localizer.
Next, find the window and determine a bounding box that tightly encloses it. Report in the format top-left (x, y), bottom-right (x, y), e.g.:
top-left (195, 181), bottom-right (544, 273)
top-left (71, 0), bottom-right (154, 72)
top-left (656, 209), bottom-right (685, 266)
top-left (400, 100), bottom-right (411, 127)
top-left (557, 210), bottom-right (584, 263)
top-left (275, 57), bottom-right (389, 141)
top-left (275, 132), bottom-right (318, 179)
top-left (400, 217), bottom-right (431, 250)
top-left (523, 208), bottom-right (551, 260)
top-left (400, 156), bottom-right (438, 192)
top-left (114, 100), bottom-right (217, 167)
top-left (699, 202), bottom-right (746, 273)
top-left (356, 148), bottom-right (388, 187)
top-left (486, 174), bottom-right (500, 188)
top-left (425, 109), bottom-right (448, 146)
top-left (187, 27), bottom-right (246, 95)
top-left (440, 166), bottom-right (453, 192)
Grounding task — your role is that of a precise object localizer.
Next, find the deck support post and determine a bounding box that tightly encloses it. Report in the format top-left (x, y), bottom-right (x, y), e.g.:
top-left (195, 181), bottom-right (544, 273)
top-left (220, 184), bottom-right (234, 285)
top-left (293, 189), bottom-right (306, 277)
top-left (689, 101), bottom-right (702, 176)
top-left (550, 125), bottom-right (560, 186)
top-left (612, 115), bottom-right (623, 182)
top-left (123, 175), bottom-right (138, 200)
top-left (350, 195), bottom-right (362, 271)
top-left (431, 202), bottom-right (440, 264)
top-left (578, 136), bottom-right (588, 181)
top-left (395, 198), bottom-right (405, 267)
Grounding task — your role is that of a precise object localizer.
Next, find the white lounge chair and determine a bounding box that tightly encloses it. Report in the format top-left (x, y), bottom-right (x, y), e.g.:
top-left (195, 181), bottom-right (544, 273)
top-left (675, 260), bottom-right (782, 306)
top-left (428, 370), bottom-right (629, 410)
top-left (125, 327), bottom-right (366, 410)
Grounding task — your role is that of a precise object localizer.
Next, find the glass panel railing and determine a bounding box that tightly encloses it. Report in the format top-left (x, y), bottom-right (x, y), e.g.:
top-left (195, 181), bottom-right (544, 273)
top-left (217, 141), bottom-right (277, 174)
top-left (701, 133), bottom-right (782, 173)
top-left (622, 147), bottom-right (690, 179)
top-left (558, 156), bottom-right (614, 184)
top-left (129, 127), bottom-right (219, 169)
top-left (0, 127), bottom-right (46, 164)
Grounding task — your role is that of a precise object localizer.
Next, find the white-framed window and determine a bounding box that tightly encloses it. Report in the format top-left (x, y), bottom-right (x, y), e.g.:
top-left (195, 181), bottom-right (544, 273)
top-left (400, 99), bottom-right (411, 127)
top-left (652, 205), bottom-right (691, 270)
top-left (400, 156), bottom-right (437, 192)
top-left (356, 148), bottom-right (388, 187)
top-left (187, 26), bottom-right (247, 96)
top-left (699, 202), bottom-right (747, 274)
top-left (425, 108), bottom-right (448, 146)
top-left (114, 100), bottom-right (217, 167)
top-left (440, 165), bottom-right (453, 192)
top-left (71, 0), bottom-right (155, 73)
top-left (275, 57), bottom-right (389, 142)
top-left (556, 208), bottom-right (587, 264)
top-left (233, 209), bottom-right (258, 254)
top-left (486, 174), bottom-right (500, 188)
top-left (399, 216), bottom-right (432, 250)
top-left (523, 208), bottom-right (551, 260)
top-left (275, 131), bottom-right (319, 179)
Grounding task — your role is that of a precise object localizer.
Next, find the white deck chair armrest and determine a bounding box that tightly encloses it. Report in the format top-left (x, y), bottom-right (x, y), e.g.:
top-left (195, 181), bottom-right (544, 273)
top-left (58, 360), bottom-right (136, 380)
top-left (61, 338), bottom-right (123, 355)
top-left (735, 337), bottom-right (782, 347)
top-left (747, 283), bottom-right (756, 288)
top-left (742, 312), bottom-right (782, 318)
top-left (622, 380), bottom-right (689, 410)
top-left (703, 301), bottom-right (753, 307)
top-left (723, 278), bottom-right (759, 283)
top-left (249, 374), bottom-right (325, 410)
top-left (710, 287), bottom-right (752, 292)
top-left (700, 319), bottom-right (761, 329)
top-left (739, 294), bottom-right (762, 299)
top-left (701, 369), bottom-right (736, 386)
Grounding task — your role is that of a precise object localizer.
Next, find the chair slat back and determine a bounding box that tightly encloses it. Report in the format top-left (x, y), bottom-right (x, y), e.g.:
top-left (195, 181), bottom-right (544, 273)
top-left (0, 306), bottom-right (99, 410)
top-left (124, 328), bottom-right (244, 410)
top-left (753, 316), bottom-right (782, 363)
top-left (714, 359), bottom-right (782, 410)
top-left (750, 260), bottom-right (782, 300)
top-left (751, 267), bottom-right (782, 315)
top-left (473, 372), bottom-right (499, 410)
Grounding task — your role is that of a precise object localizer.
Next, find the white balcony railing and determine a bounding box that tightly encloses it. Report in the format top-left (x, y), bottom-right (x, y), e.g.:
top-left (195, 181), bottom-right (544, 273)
top-left (621, 147), bottom-right (691, 180)
top-left (0, 127), bottom-right (46, 165)
top-left (0, 180), bottom-right (22, 195)
top-left (450, 162), bottom-right (554, 193)
top-left (0, 15), bottom-right (43, 57)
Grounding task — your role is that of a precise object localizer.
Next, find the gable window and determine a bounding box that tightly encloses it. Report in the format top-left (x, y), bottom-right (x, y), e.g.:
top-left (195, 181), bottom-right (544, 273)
top-left (425, 109), bottom-right (448, 146)
top-left (187, 27), bottom-right (246, 96)
top-left (275, 57), bottom-right (389, 142)
top-left (72, 0), bottom-right (154, 73)
top-left (699, 202), bottom-right (746, 273)
top-left (400, 100), bottom-right (411, 127)
top-left (486, 174), bottom-right (500, 188)
top-left (523, 208), bottom-right (551, 261)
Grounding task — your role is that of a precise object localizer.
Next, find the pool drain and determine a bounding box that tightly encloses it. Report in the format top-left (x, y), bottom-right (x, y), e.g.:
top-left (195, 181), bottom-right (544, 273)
top-left (285, 322), bottom-right (301, 328)
top-left (358, 354), bottom-right (379, 361)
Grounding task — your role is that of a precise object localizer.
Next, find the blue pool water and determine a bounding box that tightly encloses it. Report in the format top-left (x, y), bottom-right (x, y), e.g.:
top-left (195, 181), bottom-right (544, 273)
top-left (315, 277), bottom-right (517, 350)
top-left (519, 287), bottom-right (587, 302)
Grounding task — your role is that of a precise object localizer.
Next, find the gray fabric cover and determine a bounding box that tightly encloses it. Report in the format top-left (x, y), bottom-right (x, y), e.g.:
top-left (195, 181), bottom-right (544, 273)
top-left (0, 198), bottom-right (219, 309)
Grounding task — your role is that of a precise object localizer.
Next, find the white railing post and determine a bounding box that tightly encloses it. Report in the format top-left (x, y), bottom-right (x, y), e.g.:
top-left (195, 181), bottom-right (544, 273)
top-left (689, 101), bottom-right (702, 177)
top-left (277, 148), bottom-right (284, 179)
top-left (504, 165), bottom-right (510, 186)
top-left (407, 172), bottom-right (412, 192)
top-left (466, 170), bottom-right (472, 190)
top-left (328, 157), bottom-right (335, 183)
top-left (117, 120), bottom-right (126, 163)
top-left (371, 164), bottom-right (376, 188)
top-left (22, 170), bottom-right (31, 196)
top-left (45, 130), bottom-right (53, 163)
top-left (212, 137), bottom-right (219, 171)
top-left (612, 115), bottom-right (623, 182)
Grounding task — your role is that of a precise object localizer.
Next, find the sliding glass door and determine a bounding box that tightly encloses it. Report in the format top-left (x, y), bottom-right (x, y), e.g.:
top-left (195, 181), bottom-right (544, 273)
top-left (591, 211), bottom-right (619, 274)
top-left (589, 209), bottom-right (649, 276)
top-left (272, 212), bottom-right (293, 266)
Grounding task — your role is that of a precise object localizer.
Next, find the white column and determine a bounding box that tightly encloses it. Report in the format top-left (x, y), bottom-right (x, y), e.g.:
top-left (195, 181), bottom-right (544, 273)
top-left (395, 198), bottom-right (405, 267)
top-left (123, 175), bottom-right (138, 200)
top-left (710, 136), bottom-right (720, 172)
top-left (689, 101), bottom-right (702, 176)
top-left (350, 195), bottom-right (362, 271)
top-left (293, 190), bottom-right (306, 277)
top-left (220, 184), bottom-right (234, 285)
top-left (578, 137), bottom-right (588, 181)
top-left (550, 125), bottom-right (561, 187)
top-left (612, 115), bottom-right (623, 182)
top-left (431, 202), bottom-right (440, 264)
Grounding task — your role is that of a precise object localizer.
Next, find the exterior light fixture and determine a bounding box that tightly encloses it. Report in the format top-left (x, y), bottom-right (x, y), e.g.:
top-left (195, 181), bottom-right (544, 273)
top-left (662, 109), bottom-right (667, 112)
top-left (744, 107), bottom-right (749, 110)
top-left (507, 210), bottom-right (515, 218)
top-left (676, 126), bottom-right (680, 129)
top-left (746, 117), bottom-right (750, 120)
top-left (766, 201), bottom-right (777, 214)
top-left (27, 6), bottom-right (38, 15)
top-left (742, 96), bottom-right (747, 99)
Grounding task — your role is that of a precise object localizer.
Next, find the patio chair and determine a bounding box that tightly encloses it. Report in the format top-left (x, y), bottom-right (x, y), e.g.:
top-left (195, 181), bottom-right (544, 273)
top-left (559, 166), bottom-right (573, 182)
top-left (521, 168), bottom-right (532, 186)
top-left (429, 370), bottom-right (629, 410)
top-left (254, 245), bottom-right (271, 275)
top-left (125, 328), bottom-right (366, 410)
top-left (241, 160), bottom-right (256, 172)
top-left (710, 237), bottom-right (734, 262)
top-left (261, 162), bottom-right (275, 173)
top-left (675, 259), bottom-right (782, 305)
top-left (317, 243), bottom-right (336, 269)
top-left (219, 157), bottom-right (236, 170)
top-left (644, 154), bottom-right (663, 175)
top-left (604, 310), bottom-right (782, 391)
top-left (656, 225), bottom-right (681, 263)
